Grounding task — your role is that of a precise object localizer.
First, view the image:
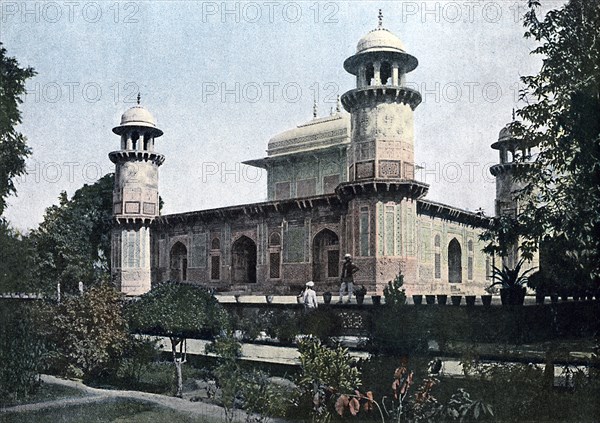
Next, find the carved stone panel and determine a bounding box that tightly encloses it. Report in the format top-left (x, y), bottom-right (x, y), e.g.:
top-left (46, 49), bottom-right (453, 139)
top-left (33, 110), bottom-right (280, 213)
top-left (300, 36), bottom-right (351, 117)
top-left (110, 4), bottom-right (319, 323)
top-left (356, 161), bottom-right (375, 179)
top-left (125, 201), bottom-right (140, 214)
top-left (379, 160), bottom-right (401, 178)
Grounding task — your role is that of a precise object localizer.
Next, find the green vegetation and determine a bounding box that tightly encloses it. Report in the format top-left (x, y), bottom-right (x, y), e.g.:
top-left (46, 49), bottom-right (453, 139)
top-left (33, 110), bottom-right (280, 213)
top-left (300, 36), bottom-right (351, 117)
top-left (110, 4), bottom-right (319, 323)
top-left (481, 0), bottom-right (600, 283)
top-left (0, 398), bottom-right (221, 423)
top-left (0, 43), bottom-right (36, 216)
top-left (383, 273), bottom-right (407, 308)
top-left (297, 336), bottom-right (362, 422)
top-left (127, 283), bottom-right (230, 397)
top-left (0, 221), bottom-right (35, 292)
top-left (42, 284), bottom-right (129, 379)
top-left (0, 302), bottom-right (46, 405)
top-left (0, 382), bottom-right (87, 408)
top-left (29, 174), bottom-right (114, 295)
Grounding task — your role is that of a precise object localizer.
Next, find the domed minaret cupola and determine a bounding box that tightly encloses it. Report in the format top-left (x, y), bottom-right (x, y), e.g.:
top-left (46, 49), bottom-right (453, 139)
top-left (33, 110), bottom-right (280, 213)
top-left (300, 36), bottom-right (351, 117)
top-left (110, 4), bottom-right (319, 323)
top-left (109, 94), bottom-right (165, 296)
top-left (339, 9), bottom-right (425, 196)
top-left (490, 110), bottom-right (536, 267)
top-left (490, 110), bottom-right (535, 217)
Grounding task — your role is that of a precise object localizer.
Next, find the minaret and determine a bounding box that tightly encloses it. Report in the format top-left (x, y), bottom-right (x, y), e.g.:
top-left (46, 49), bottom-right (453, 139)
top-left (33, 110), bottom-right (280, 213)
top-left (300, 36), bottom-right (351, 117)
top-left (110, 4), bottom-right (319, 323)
top-left (340, 9), bottom-right (422, 182)
top-left (109, 95), bottom-right (164, 296)
top-left (490, 111), bottom-right (535, 268)
top-left (337, 11), bottom-right (428, 291)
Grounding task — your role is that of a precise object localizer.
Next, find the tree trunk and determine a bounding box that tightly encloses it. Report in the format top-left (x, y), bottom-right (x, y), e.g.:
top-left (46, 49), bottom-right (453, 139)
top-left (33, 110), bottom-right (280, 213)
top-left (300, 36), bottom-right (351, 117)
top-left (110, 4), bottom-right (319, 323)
top-left (171, 337), bottom-right (184, 398)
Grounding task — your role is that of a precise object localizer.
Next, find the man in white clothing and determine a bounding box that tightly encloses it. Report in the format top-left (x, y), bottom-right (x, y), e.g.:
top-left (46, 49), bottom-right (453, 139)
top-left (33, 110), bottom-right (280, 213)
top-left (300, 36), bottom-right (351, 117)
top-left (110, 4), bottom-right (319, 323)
top-left (302, 281), bottom-right (318, 310)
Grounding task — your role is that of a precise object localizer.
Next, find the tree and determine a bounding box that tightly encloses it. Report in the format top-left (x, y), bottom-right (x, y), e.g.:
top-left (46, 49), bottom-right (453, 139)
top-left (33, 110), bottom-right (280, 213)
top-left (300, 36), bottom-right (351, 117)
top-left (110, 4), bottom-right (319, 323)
top-left (0, 302), bottom-right (46, 404)
top-left (297, 336), bottom-right (362, 422)
top-left (127, 282), bottom-right (230, 397)
top-left (482, 0), bottom-right (600, 282)
top-left (43, 284), bottom-right (128, 379)
top-left (206, 334), bottom-right (244, 423)
top-left (0, 220), bottom-right (34, 292)
top-left (0, 43), bottom-right (36, 216)
top-left (30, 173), bottom-right (113, 294)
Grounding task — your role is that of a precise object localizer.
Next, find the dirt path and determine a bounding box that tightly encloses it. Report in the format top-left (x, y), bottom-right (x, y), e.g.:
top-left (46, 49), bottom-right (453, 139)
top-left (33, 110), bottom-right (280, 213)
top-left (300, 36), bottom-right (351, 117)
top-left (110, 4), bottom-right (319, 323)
top-left (1, 375), bottom-right (286, 422)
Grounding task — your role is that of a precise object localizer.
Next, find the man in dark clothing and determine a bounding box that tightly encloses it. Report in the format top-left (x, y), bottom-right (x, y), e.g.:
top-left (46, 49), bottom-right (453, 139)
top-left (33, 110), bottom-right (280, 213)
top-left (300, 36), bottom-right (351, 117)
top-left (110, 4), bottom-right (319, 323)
top-left (338, 253), bottom-right (359, 303)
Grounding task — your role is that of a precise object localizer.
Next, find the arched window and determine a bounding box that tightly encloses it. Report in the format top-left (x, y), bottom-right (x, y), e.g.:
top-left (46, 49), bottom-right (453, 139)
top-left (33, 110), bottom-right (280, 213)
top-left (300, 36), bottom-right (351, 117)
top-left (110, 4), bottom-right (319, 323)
top-left (131, 131), bottom-right (139, 150)
top-left (143, 133), bottom-right (152, 151)
top-left (312, 229), bottom-right (340, 281)
top-left (269, 232), bottom-right (282, 279)
top-left (434, 234), bottom-right (441, 279)
top-left (170, 242), bottom-right (188, 282)
top-left (232, 236), bottom-right (257, 284)
top-left (210, 237), bottom-right (221, 280)
top-left (269, 232), bottom-right (281, 247)
top-left (380, 61), bottom-right (392, 85)
top-left (448, 238), bottom-right (462, 283)
top-left (366, 63), bottom-right (375, 86)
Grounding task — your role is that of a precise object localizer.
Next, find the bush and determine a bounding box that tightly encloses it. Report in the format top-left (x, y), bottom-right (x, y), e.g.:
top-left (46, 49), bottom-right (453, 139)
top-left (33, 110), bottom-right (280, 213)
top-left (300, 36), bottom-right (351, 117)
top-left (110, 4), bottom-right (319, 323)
top-left (384, 273), bottom-right (407, 308)
top-left (44, 284), bottom-right (128, 379)
top-left (0, 303), bottom-right (45, 404)
top-left (116, 336), bottom-right (160, 384)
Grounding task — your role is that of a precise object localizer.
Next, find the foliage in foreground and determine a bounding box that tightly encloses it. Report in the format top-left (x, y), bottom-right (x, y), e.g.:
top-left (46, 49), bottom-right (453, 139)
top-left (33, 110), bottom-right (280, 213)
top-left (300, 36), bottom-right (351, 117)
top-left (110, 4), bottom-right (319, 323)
top-left (297, 336), bottom-right (362, 422)
top-left (207, 334), bottom-right (295, 423)
top-left (127, 282), bottom-right (230, 397)
top-left (43, 284), bottom-right (128, 379)
top-left (383, 273), bottom-right (407, 308)
top-left (0, 303), bottom-right (45, 404)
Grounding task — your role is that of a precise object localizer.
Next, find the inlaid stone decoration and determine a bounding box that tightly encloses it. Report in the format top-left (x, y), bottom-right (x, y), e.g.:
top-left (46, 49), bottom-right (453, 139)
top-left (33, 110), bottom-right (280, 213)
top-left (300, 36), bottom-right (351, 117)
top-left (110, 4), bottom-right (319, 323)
top-left (379, 160), bottom-right (401, 178)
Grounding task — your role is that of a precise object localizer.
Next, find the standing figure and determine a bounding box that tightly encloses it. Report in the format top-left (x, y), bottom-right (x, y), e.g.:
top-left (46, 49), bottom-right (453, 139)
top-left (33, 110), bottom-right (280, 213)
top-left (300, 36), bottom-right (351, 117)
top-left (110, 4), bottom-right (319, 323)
top-left (339, 254), bottom-right (360, 303)
top-left (303, 281), bottom-right (318, 310)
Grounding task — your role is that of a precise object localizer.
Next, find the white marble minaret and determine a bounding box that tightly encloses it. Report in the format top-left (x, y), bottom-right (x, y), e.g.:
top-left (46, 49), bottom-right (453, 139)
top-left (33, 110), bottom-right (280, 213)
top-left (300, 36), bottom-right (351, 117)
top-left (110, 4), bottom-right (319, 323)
top-left (337, 11), bottom-right (428, 289)
top-left (109, 95), bottom-right (164, 295)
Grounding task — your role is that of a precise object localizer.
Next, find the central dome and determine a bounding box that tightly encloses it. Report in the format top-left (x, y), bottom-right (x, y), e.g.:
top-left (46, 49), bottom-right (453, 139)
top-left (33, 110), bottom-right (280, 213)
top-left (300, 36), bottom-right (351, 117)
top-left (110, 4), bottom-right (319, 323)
top-left (356, 28), bottom-right (406, 54)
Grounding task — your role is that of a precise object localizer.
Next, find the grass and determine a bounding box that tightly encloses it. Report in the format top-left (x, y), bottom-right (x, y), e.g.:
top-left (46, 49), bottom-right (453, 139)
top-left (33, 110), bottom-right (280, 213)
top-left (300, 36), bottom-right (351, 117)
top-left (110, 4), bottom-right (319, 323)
top-left (0, 398), bottom-right (224, 423)
top-left (0, 382), bottom-right (87, 408)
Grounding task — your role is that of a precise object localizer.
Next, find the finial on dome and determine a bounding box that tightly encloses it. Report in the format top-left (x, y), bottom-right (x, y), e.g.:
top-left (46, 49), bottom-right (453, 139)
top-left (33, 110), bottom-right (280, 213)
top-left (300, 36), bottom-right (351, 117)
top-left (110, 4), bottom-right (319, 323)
top-left (336, 95), bottom-right (341, 113)
top-left (313, 98), bottom-right (318, 119)
top-left (378, 9), bottom-right (383, 28)
top-left (137, 92), bottom-right (141, 105)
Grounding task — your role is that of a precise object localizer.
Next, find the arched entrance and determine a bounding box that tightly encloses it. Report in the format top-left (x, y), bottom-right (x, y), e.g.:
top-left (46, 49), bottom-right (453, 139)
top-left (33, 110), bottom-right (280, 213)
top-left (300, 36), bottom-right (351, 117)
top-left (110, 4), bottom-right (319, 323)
top-left (312, 229), bottom-right (340, 282)
top-left (170, 242), bottom-right (188, 282)
top-left (231, 236), bottom-right (257, 284)
top-left (448, 238), bottom-right (462, 283)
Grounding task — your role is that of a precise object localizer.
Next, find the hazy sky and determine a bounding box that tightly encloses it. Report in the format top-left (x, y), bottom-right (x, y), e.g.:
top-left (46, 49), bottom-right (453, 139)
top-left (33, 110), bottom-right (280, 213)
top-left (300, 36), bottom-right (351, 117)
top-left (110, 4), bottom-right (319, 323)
top-left (2, 1), bottom-right (563, 231)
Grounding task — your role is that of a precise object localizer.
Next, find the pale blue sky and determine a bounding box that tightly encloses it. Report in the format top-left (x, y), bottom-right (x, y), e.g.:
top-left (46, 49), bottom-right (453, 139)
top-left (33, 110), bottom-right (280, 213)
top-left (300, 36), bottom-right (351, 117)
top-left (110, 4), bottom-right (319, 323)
top-left (2, 1), bottom-right (563, 230)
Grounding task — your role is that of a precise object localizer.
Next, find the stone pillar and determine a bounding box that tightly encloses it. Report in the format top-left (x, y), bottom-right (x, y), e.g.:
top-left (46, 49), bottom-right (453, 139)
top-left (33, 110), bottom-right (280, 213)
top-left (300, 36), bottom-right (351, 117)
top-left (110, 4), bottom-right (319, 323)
top-left (358, 67), bottom-right (366, 89)
top-left (373, 61), bottom-right (381, 85)
top-left (392, 62), bottom-right (399, 86)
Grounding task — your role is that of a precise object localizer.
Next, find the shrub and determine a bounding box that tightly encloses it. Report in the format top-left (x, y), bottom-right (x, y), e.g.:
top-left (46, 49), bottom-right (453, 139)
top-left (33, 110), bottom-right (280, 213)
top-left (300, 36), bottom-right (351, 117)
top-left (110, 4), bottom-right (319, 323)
top-left (384, 273), bottom-right (407, 308)
top-left (44, 284), bottom-right (128, 379)
top-left (0, 304), bottom-right (46, 404)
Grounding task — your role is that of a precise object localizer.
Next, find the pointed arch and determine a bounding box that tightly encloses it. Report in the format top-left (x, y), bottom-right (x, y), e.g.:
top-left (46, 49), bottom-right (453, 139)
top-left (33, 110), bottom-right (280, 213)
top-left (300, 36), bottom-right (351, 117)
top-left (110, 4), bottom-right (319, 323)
top-left (170, 242), bottom-right (188, 282)
top-left (231, 236), bottom-right (257, 284)
top-left (312, 229), bottom-right (340, 282)
top-left (448, 238), bottom-right (462, 283)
